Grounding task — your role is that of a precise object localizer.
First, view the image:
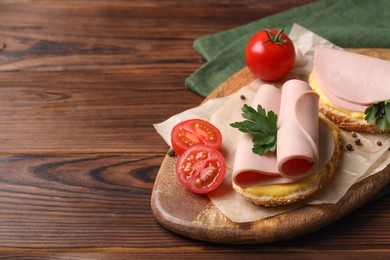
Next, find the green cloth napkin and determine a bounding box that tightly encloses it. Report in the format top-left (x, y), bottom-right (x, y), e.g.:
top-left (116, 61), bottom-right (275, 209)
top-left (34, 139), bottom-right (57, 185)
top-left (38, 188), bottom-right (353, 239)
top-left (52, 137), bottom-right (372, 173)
top-left (186, 0), bottom-right (390, 97)
top-left (186, 0), bottom-right (390, 200)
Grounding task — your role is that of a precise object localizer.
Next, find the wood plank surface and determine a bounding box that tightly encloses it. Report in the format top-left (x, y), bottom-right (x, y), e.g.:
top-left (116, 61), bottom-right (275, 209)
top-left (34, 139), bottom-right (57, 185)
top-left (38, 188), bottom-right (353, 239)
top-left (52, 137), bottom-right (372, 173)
top-left (0, 71), bottom-right (202, 153)
top-left (0, 0), bottom-right (389, 258)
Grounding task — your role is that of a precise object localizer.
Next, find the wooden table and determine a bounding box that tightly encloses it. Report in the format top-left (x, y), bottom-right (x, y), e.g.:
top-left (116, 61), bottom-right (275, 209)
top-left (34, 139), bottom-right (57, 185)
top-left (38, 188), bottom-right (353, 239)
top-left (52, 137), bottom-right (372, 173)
top-left (0, 0), bottom-right (388, 258)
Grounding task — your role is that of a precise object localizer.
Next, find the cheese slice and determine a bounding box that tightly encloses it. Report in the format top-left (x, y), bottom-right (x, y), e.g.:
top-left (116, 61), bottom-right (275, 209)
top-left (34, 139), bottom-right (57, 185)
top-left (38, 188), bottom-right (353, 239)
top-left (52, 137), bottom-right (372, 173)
top-left (313, 47), bottom-right (390, 110)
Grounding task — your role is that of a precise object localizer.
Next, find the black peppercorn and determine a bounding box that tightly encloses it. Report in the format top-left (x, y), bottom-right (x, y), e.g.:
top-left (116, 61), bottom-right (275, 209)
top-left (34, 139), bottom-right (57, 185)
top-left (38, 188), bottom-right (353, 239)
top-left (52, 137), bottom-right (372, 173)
top-left (355, 138), bottom-right (362, 145)
top-left (167, 148), bottom-right (176, 157)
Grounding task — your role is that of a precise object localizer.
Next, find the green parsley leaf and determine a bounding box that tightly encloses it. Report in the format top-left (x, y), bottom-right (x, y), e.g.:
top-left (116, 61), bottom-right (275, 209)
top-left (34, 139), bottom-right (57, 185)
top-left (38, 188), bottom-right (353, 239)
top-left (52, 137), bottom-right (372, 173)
top-left (230, 104), bottom-right (278, 155)
top-left (364, 100), bottom-right (390, 131)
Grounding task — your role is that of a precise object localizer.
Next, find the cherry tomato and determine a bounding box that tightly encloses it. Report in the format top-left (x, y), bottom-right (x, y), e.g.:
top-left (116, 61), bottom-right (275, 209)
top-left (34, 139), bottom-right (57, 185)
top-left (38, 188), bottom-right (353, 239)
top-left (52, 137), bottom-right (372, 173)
top-left (171, 119), bottom-right (222, 155)
top-left (245, 29), bottom-right (295, 81)
top-left (176, 144), bottom-right (226, 194)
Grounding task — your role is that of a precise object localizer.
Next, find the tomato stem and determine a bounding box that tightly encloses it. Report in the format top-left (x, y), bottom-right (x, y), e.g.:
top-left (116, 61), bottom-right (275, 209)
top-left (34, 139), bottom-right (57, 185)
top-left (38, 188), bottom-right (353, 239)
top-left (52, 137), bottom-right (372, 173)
top-left (263, 28), bottom-right (291, 45)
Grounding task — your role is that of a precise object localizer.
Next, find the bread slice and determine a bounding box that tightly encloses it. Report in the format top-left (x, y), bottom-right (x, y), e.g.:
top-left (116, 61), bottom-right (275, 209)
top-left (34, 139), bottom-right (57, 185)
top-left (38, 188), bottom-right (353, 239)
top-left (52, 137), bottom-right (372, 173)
top-left (319, 100), bottom-right (390, 134)
top-left (233, 114), bottom-right (342, 207)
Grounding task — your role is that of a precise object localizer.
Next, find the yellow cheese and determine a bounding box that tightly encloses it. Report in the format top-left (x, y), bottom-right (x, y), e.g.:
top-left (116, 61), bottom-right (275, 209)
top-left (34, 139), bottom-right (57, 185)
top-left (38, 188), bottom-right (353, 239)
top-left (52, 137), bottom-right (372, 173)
top-left (235, 172), bottom-right (319, 197)
top-left (309, 73), bottom-right (365, 119)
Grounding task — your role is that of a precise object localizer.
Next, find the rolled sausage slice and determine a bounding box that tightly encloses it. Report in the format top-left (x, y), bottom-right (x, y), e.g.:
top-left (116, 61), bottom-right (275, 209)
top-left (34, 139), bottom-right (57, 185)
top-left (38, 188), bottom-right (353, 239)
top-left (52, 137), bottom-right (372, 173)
top-left (277, 80), bottom-right (320, 179)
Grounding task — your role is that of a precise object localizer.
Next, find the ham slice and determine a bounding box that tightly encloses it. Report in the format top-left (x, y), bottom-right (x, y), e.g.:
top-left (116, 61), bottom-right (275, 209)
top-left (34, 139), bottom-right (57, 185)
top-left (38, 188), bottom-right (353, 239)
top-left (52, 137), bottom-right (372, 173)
top-left (313, 47), bottom-right (390, 111)
top-left (233, 80), bottom-right (329, 188)
top-left (232, 84), bottom-right (283, 186)
top-left (277, 80), bottom-right (320, 179)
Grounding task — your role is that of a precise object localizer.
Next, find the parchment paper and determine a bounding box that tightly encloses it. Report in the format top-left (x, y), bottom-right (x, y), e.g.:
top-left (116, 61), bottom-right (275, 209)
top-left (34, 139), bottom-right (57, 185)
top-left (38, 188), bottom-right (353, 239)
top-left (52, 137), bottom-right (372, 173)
top-left (154, 24), bottom-right (390, 223)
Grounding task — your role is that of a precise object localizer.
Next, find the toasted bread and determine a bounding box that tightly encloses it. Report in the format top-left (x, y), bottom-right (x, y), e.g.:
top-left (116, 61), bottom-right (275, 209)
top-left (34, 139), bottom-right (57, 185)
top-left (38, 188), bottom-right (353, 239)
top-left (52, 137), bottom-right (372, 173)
top-left (319, 100), bottom-right (390, 134)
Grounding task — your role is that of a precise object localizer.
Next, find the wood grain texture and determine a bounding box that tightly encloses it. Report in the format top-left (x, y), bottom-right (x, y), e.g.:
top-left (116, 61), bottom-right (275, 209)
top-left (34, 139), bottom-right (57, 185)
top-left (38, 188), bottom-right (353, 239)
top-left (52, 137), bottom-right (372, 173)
top-left (152, 48), bottom-right (390, 244)
top-left (0, 0), bottom-right (389, 258)
top-left (0, 71), bottom-right (202, 154)
top-left (0, 0), bottom-right (313, 72)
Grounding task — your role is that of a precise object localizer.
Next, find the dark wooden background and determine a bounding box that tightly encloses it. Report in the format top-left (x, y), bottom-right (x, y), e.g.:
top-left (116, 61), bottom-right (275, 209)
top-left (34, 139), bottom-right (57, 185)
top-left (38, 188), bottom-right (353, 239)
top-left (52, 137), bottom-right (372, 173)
top-left (0, 0), bottom-right (389, 258)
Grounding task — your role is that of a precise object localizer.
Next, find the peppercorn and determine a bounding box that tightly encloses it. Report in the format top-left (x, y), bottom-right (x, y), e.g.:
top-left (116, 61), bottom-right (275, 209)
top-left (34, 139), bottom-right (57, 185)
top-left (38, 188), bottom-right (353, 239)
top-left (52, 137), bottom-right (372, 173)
top-left (355, 138), bottom-right (362, 145)
top-left (376, 141), bottom-right (383, 146)
top-left (346, 144), bottom-right (354, 151)
top-left (351, 132), bottom-right (357, 138)
top-left (167, 148), bottom-right (176, 157)
top-left (240, 95), bottom-right (246, 100)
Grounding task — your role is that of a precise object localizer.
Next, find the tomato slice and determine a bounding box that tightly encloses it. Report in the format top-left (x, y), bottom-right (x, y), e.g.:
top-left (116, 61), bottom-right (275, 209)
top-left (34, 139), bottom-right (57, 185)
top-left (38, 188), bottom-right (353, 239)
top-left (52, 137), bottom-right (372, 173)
top-left (171, 119), bottom-right (222, 155)
top-left (176, 144), bottom-right (226, 194)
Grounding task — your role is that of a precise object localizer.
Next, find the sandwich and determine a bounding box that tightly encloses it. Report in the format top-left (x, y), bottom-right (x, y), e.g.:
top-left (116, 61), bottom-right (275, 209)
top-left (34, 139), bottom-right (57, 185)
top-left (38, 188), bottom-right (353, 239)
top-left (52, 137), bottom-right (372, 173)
top-left (231, 80), bottom-right (342, 207)
top-left (309, 47), bottom-right (390, 133)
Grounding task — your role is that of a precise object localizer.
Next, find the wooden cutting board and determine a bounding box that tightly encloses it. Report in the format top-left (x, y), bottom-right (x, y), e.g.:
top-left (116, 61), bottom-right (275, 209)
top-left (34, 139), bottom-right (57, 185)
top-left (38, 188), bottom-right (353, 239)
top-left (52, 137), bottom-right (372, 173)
top-left (151, 48), bottom-right (390, 244)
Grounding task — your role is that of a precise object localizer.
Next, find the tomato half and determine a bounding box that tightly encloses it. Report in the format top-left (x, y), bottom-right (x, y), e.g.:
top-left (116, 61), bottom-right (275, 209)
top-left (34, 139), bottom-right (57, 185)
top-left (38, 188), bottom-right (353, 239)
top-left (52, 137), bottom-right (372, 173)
top-left (245, 29), bottom-right (295, 81)
top-left (176, 144), bottom-right (226, 194)
top-left (171, 119), bottom-right (222, 155)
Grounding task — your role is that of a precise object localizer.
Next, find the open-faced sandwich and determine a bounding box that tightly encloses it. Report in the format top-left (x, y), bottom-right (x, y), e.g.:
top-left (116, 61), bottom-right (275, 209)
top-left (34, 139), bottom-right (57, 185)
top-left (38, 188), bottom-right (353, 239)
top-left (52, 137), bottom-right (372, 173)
top-left (309, 47), bottom-right (390, 133)
top-left (231, 80), bottom-right (342, 207)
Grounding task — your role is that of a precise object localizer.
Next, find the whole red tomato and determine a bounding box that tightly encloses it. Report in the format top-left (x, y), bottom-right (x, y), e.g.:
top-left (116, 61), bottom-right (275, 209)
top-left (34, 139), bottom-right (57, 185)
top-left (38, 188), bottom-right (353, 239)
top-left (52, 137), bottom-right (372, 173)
top-left (245, 29), bottom-right (295, 81)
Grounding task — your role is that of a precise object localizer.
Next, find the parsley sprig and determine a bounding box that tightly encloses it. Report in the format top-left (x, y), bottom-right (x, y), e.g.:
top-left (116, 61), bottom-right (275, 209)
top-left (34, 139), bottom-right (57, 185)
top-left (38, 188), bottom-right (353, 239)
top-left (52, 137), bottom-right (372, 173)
top-left (230, 104), bottom-right (278, 155)
top-left (364, 100), bottom-right (390, 131)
